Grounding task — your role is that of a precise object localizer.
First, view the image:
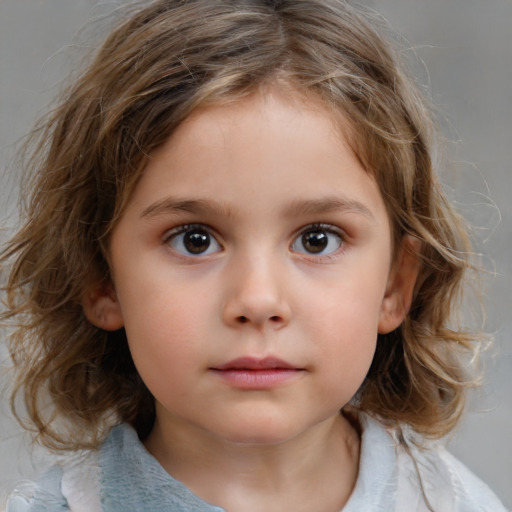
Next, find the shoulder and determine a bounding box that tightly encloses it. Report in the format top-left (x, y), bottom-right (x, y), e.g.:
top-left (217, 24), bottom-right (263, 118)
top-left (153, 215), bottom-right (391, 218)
top-left (432, 448), bottom-right (507, 511)
top-left (6, 449), bottom-right (101, 512)
top-left (395, 429), bottom-right (507, 512)
top-left (5, 424), bottom-right (141, 512)
top-left (349, 413), bottom-right (507, 512)
top-left (6, 465), bottom-right (68, 512)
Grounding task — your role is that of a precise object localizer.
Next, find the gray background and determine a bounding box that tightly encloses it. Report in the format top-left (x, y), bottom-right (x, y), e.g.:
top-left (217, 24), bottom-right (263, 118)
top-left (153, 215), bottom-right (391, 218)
top-left (0, 0), bottom-right (510, 508)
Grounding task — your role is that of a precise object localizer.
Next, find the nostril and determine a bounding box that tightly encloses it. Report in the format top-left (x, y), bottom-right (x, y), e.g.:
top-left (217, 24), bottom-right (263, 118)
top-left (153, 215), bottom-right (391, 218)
top-left (236, 315), bottom-right (282, 324)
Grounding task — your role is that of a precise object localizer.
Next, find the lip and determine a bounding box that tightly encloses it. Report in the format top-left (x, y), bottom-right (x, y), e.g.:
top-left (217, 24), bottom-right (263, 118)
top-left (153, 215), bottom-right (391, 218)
top-left (210, 357), bottom-right (304, 389)
top-left (213, 356), bottom-right (298, 371)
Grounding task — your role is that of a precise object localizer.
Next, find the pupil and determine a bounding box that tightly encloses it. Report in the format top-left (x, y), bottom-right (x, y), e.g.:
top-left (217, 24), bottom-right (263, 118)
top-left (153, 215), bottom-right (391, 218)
top-left (302, 231), bottom-right (328, 253)
top-left (184, 230), bottom-right (210, 254)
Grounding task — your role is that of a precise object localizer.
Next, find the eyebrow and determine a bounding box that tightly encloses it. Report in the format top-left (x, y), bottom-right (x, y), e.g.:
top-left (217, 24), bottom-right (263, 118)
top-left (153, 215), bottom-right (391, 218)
top-left (140, 196), bottom-right (375, 221)
top-left (282, 197), bottom-right (375, 220)
top-left (141, 198), bottom-right (234, 219)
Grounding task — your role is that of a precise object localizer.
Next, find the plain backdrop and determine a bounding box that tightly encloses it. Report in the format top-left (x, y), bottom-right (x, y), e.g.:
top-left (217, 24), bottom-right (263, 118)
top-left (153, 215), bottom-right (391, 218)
top-left (1, 0), bottom-right (511, 508)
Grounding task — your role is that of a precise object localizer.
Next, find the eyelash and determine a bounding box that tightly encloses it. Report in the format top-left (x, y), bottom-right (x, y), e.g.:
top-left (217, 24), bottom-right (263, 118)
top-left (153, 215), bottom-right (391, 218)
top-left (291, 223), bottom-right (345, 259)
top-left (163, 222), bottom-right (346, 259)
top-left (163, 223), bottom-right (223, 257)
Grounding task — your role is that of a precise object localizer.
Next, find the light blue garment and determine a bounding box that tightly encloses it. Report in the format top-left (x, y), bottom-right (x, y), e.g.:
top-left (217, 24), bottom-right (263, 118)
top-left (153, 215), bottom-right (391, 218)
top-left (98, 425), bottom-right (224, 512)
top-left (6, 414), bottom-right (508, 512)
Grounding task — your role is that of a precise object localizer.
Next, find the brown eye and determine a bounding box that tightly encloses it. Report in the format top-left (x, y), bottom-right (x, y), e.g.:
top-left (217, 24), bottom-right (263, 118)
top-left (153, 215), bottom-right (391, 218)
top-left (184, 230), bottom-right (211, 254)
top-left (301, 231), bottom-right (328, 253)
top-left (167, 225), bottom-right (222, 256)
top-left (291, 225), bottom-right (343, 256)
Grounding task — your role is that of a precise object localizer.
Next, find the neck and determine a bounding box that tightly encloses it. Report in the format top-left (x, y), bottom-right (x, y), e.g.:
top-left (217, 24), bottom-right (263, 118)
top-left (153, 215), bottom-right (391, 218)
top-left (144, 412), bottom-right (360, 512)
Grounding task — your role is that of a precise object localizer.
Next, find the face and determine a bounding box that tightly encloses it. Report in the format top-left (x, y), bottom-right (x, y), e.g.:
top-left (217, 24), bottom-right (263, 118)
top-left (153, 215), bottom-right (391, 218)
top-left (85, 89), bottom-right (416, 447)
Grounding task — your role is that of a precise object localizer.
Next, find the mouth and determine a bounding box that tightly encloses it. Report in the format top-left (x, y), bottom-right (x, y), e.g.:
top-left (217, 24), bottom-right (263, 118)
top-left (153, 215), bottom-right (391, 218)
top-left (212, 356), bottom-right (299, 371)
top-left (210, 357), bottom-right (304, 389)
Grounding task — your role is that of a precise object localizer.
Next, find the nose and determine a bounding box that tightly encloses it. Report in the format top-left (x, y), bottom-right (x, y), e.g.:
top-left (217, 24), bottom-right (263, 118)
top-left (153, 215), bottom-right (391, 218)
top-left (222, 253), bottom-right (292, 330)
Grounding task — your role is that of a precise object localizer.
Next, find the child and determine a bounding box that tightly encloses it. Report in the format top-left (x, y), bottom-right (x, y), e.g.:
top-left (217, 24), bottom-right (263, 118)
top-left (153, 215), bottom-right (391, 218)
top-left (1, 0), bottom-right (507, 510)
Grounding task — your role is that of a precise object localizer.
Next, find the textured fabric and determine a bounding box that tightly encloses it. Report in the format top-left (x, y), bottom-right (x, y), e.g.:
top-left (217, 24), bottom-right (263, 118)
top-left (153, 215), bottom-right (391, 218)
top-left (6, 414), bottom-right (508, 512)
top-left (60, 452), bottom-right (101, 512)
top-left (6, 466), bottom-right (69, 512)
top-left (98, 425), bottom-right (224, 512)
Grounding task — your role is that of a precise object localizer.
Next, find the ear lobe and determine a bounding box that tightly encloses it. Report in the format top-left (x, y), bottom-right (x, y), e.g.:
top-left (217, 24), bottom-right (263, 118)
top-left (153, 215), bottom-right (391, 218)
top-left (378, 236), bottom-right (421, 335)
top-left (82, 281), bottom-right (124, 331)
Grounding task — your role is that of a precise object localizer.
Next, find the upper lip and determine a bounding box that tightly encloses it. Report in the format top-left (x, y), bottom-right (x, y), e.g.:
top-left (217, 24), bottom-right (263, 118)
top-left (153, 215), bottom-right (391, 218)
top-left (212, 357), bottom-right (299, 371)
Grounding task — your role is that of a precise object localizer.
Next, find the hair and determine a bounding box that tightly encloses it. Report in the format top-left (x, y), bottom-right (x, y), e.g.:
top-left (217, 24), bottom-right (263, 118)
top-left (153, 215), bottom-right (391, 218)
top-left (1, 0), bottom-right (481, 451)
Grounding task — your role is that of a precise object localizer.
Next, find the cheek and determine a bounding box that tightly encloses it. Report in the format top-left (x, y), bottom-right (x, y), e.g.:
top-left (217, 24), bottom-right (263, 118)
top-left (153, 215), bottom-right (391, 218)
top-left (306, 267), bottom-right (387, 339)
top-left (116, 279), bottom-right (213, 374)
top-left (316, 324), bottom-right (378, 407)
top-left (317, 313), bottom-right (378, 378)
top-left (116, 258), bottom-right (210, 330)
top-left (123, 307), bottom-right (204, 406)
top-left (302, 272), bottom-right (385, 394)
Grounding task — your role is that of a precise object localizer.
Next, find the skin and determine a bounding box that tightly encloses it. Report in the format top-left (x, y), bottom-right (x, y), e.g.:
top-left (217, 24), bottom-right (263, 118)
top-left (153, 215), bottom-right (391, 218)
top-left (84, 88), bottom-right (419, 512)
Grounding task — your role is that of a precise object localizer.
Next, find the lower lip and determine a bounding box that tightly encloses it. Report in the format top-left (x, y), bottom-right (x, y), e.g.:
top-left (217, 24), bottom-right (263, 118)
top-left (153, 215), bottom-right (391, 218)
top-left (211, 369), bottom-right (302, 389)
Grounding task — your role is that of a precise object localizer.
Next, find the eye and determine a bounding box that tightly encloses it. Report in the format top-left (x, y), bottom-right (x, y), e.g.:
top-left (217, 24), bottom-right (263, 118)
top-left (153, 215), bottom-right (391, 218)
top-left (291, 224), bottom-right (343, 255)
top-left (166, 225), bottom-right (222, 256)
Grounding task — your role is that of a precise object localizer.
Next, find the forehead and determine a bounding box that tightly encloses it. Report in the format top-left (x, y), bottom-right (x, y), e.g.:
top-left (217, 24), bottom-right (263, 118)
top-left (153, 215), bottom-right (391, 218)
top-left (164, 89), bottom-right (343, 148)
top-left (125, 89), bottom-right (388, 228)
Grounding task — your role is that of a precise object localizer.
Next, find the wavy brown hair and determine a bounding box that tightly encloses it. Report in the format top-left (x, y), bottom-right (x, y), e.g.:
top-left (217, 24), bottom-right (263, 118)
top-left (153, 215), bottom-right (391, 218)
top-left (1, 0), bottom-right (481, 451)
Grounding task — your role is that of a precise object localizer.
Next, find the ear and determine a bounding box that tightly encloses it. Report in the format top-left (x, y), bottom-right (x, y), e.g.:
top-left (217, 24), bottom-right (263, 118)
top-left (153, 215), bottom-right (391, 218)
top-left (378, 236), bottom-right (421, 334)
top-left (82, 280), bottom-right (124, 331)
